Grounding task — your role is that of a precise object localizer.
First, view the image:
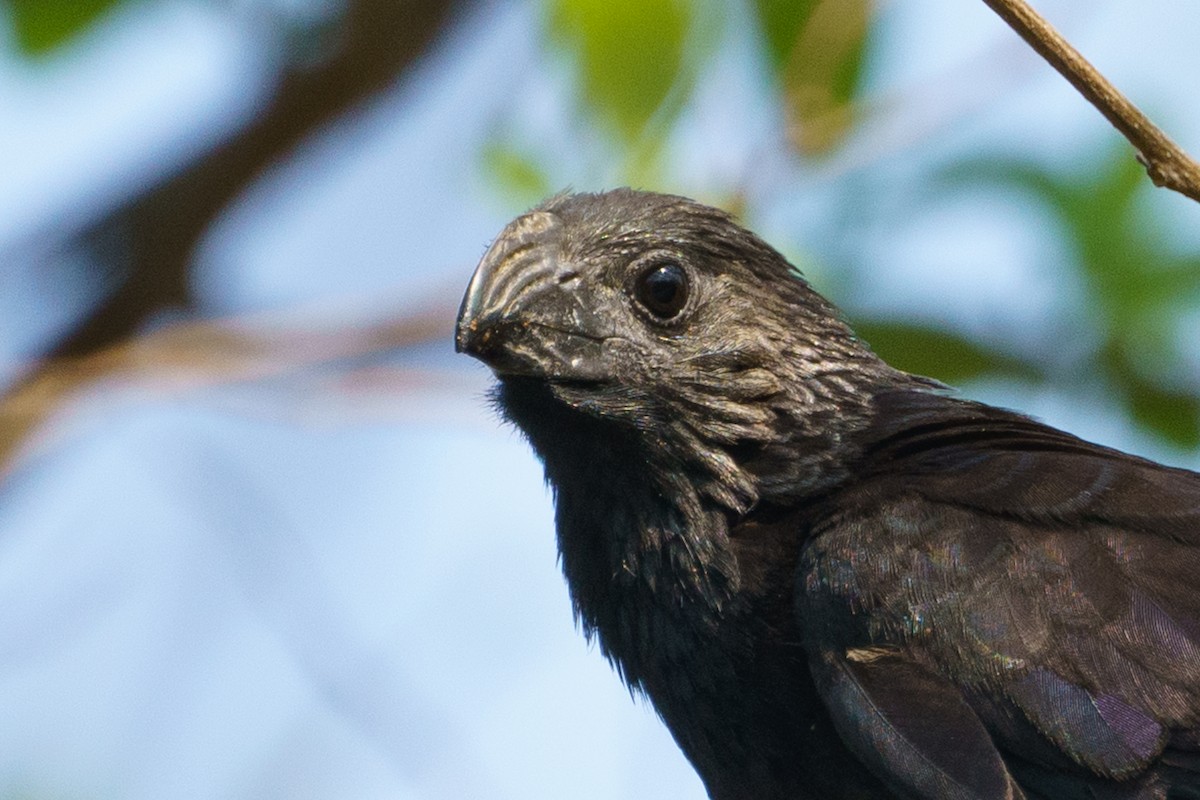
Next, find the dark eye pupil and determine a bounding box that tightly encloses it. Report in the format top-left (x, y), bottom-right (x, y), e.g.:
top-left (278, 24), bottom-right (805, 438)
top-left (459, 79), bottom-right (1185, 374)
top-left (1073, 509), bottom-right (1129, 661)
top-left (636, 263), bottom-right (688, 319)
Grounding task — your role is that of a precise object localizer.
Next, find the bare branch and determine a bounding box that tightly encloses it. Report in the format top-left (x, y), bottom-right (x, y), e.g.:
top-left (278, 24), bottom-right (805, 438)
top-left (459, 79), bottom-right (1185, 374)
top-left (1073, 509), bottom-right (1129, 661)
top-left (0, 295), bottom-right (457, 482)
top-left (981, 0), bottom-right (1200, 203)
top-left (49, 0), bottom-right (469, 362)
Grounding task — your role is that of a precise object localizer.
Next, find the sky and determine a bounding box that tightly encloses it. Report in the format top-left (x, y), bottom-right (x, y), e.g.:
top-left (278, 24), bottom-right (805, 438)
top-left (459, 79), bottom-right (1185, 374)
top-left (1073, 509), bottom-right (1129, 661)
top-left (1, 1), bottom-right (1200, 798)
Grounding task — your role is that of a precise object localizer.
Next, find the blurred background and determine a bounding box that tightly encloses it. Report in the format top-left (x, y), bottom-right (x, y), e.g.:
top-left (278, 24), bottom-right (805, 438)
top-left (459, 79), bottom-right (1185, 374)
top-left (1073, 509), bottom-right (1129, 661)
top-left (2, 1), bottom-right (1200, 798)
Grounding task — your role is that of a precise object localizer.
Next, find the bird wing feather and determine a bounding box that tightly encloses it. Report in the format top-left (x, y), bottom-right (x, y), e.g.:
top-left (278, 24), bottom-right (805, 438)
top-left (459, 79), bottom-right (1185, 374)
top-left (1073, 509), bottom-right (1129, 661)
top-left (796, 391), bottom-right (1200, 794)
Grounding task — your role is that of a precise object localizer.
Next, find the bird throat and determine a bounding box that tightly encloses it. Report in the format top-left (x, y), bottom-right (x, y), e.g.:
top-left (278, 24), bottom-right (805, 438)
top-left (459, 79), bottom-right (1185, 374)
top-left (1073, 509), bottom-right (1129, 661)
top-left (494, 376), bottom-right (742, 668)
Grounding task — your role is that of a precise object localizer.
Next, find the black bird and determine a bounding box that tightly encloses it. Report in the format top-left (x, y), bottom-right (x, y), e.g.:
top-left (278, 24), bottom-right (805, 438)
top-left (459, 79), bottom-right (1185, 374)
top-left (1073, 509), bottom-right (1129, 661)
top-left (454, 189), bottom-right (1200, 799)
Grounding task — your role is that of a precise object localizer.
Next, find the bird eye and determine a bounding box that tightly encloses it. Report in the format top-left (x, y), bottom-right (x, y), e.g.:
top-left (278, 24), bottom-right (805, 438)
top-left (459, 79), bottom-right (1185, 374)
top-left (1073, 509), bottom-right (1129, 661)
top-left (634, 262), bottom-right (689, 319)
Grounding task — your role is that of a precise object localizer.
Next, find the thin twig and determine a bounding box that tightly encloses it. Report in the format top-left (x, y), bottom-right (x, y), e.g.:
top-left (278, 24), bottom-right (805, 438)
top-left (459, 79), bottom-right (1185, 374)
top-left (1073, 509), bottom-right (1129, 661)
top-left (981, 0), bottom-right (1200, 204)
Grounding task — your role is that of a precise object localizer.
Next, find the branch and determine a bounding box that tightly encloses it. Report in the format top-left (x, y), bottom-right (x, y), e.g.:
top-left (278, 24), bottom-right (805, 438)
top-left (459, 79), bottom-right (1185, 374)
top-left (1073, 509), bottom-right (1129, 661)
top-left (0, 0), bottom-right (470, 487)
top-left (981, 0), bottom-right (1200, 204)
top-left (0, 295), bottom-right (458, 482)
top-left (48, 0), bottom-right (468, 361)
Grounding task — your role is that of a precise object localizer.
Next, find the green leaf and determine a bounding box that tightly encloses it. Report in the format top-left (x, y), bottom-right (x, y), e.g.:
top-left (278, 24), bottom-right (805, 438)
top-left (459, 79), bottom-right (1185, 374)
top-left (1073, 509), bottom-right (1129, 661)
top-left (545, 0), bottom-right (692, 145)
top-left (751, 0), bottom-right (820, 72)
top-left (1126, 377), bottom-right (1200, 449)
top-left (480, 140), bottom-right (552, 205)
top-left (1100, 340), bottom-right (1200, 447)
top-left (5, 0), bottom-right (125, 55)
top-left (853, 319), bottom-right (1040, 385)
top-left (752, 0), bottom-right (873, 155)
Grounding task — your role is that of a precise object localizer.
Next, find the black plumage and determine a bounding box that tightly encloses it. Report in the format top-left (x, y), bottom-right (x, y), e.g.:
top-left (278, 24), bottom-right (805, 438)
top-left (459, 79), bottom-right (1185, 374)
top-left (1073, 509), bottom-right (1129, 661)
top-left (454, 189), bottom-right (1200, 799)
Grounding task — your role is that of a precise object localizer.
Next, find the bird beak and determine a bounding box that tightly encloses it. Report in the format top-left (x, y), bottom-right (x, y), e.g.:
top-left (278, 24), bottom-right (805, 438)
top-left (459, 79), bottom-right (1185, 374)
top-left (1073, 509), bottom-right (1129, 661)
top-left (455, 210), bottom-right (615, 381)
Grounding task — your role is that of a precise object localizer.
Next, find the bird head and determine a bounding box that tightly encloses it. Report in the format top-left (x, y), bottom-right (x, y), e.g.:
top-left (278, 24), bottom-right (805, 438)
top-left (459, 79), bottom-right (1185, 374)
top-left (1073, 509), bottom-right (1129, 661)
top-left (456, 189), bottom-right (906, 513)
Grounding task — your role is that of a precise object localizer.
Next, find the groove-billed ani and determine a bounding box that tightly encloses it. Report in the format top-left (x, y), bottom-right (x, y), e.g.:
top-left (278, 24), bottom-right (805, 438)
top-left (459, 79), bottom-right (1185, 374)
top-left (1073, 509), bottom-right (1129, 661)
top-left (454, 189), bottom-right (1200, 799)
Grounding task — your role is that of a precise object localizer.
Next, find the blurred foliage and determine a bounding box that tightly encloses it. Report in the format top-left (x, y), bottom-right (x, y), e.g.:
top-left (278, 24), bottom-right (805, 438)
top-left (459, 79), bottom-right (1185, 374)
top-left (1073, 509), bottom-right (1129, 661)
top-left (547, 0), bottom-right (694, 146)
top-left (3, 0), bottom-right (127, 54)
top-left (754, 0), bottom-right (872, 155)
top-left (853, 320), bottom-right (1042, 387)
top-left (498, 0), bottom-right (870, 179)
top-left (481, 141), bottom-right (553, 208)
top-left (945, 150), bottom-right (1200, 446)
